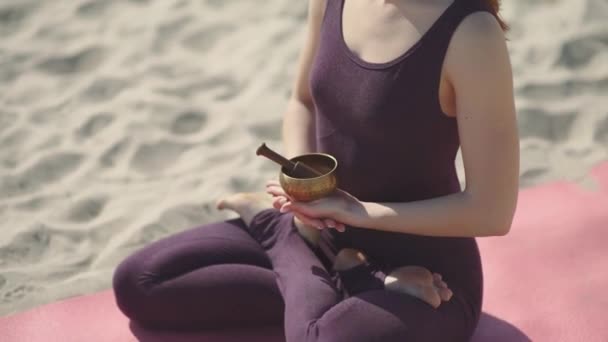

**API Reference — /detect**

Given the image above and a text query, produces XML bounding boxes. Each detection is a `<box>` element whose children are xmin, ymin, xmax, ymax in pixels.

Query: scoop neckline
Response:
<box><xmin>338</xmin><ymin>0</ymin><xmax>457</xmax><ymax>70</ymax></box>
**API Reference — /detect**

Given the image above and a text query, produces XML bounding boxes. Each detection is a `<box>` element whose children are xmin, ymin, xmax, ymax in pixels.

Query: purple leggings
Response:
<box><xmin>113</xmin><ymin>208</ymin><xmax>482</xmax><ymax>341</ymax></box>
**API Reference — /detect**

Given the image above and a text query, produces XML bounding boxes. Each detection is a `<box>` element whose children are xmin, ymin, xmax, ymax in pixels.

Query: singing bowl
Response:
<box><xmin>279</xmin><ymin>153</ymin><xmax>338</xmax><ymax>202</ymax></box>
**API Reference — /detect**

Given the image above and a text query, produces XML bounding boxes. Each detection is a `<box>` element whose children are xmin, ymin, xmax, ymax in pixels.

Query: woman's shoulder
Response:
<box><xmin>445</xmin><ymin>10</ymin><xmax>509</xmax><ymax>75</ymax></box>
<box><xmin>455</xmin><ymin>11</ymin><xmax>506</xmax><ymax>46</ymax></box>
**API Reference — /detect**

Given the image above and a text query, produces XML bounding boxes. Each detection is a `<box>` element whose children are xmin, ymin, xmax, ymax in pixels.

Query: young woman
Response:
<box><xmin>113</xmin><ymin>0</ymin><xmax>518</xmax><ymax>341</ymax></box>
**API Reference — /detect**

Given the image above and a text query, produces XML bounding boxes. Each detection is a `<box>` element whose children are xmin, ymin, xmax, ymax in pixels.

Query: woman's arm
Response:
<box><xmin>274</xmin><ymin>0</ymin><xmax>347</xmax><ymax>231</ymax></box>
<box><xmin>282</xmin><ymin>0</ymin><xmax>327</xmax><ymax>158</ymax></box>
<box><xmin>358</xmin><ymin>12</ymin><xmax>519</xmax><ymax>237</ymax></box>
<box><xmin>277</xmin><ymin>12</ymin><xmax>519</xmax><ymax>237</ymax></box>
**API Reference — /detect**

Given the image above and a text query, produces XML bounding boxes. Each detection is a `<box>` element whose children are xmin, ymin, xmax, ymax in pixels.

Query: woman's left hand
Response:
<box><xmin>265</xmin><ymin>180</ymin><xmax>367</xmax><ymax>228</ymax></box>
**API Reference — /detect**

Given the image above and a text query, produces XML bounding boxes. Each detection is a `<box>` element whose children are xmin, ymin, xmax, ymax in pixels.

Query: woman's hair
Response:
<box><xmin>462</xmin><ymin>0</ymin><xmax>509</xmax><ymax>31</ymax></box>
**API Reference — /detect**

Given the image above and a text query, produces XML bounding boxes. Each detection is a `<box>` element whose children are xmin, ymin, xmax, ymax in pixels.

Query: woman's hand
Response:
<box><xmin>265</xmin><ymin>180</ymin><xmax>367</xmax><ymax>231</ymax></box>
<box><xmin>265</xmin><ymin>180</ymin><xmax>346</xmax><ymax>232</ymax></box>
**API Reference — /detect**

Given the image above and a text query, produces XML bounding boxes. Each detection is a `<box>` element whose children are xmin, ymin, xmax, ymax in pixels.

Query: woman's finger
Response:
<box><xmin>265</xmin><ymin>185</ymin><xmax>285</xmax><ymax>195</ymax></box>
<box><xmin>324</xmin><ymin>218</ymin><xmax>346</xmax><ymax>232</ymax></box>
<box><xmin>266</xmin><ymin>179</ymin><xmax>281</xmax><ymax>187</ymax></box>
<box><xmin>323</xmin><ymin>218</ymin><xmax>336</xmax><ymax>228</ymax></box>
<box><xmin>284</xmin><ymin>204</ymin><xmax>347</xmax><ymax>231</ymax></box>
<box><xmin>280</xmin><ymin>201</ymin><xmax>298</xmax><ymax>214</ymax></box>
<box><xmin>266</xmin><ymin>185</ymin><xmax>289</xmax><ymax>198</ymax></box>
<box><xmin>272</xmin><ymin>196</ymin><xmax>289</xmax><ymax>210</ymax></box>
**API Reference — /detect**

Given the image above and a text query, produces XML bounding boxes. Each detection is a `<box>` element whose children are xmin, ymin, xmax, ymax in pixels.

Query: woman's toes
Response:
<box><xmin>216</xmin><ymin>197</ymin><xmax>228</xmax><ymax>210</ymax></box>
<box><xmin>431</xmin><ymin>277</ymin><xmax>452</xmax><ymax>301</ymax></box>
<box><xmin>434</xmin><ymin>278</ymin><xmax>448</xmax><ymax>289</ymax></box>
<box><xmin>422</xmin><ymin>287</ymin><xmax>442</xmax><ymax>309</ymax></box>
<box><xmin>272</xmin><ymin>196</ymin><xmax>286</xmax><ymax>209</ymax></box>
<box><xmin>432</xmin><ymin>273</ymin><xmax>448</xmax><ymax>288</ymax></box>
<box><xmin>385</xmin><ymin>266</ymin><xmax>449</xmax><ymax>308</ymax></box>
<box><xmin>437</xmin><ymin>287</ymin><xmax>453</xmax><ymax>301</ymax></box>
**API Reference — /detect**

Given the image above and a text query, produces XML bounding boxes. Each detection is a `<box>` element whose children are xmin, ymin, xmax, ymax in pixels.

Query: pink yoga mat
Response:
<box><xmin>1</xmin><ymin>162</ymin><xmax>607</xmax><ymax>342</ymax></box>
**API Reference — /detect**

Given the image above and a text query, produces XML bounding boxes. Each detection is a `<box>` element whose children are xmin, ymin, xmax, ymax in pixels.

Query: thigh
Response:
<box><xmin>315</xmin><ymin>289</ymin><xmax>475</xmax><ymax>342</ymax></box>
<box><xmin>130</xmin><ymin>263</ymin><xmax>284</xmax><ymax>329</ymax></box>
<box><xmin>113</xmin><ymin>218</ymin><xmax>284</xmax><ymax>328</ymax></box>
<box><xmin>120</xmin><ymin>217</ymin><xmax>273</xmax><ymax>276</ymax></box>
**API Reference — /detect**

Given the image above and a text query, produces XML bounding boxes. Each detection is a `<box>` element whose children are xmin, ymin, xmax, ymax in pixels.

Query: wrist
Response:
<box><xmin>349</xmin><ymin>201</ymin><xmax>374</xmax><ymax>228</ymax></box>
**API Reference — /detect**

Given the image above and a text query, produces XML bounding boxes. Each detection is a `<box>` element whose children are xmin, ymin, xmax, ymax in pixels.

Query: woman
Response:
<box><xmin>113</xmin><ymin>0</ymin><xmax>518</xmax><ymax>341</ymax></box>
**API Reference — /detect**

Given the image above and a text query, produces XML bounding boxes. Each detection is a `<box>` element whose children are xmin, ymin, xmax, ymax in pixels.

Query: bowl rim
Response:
<box><xmin>280</xmin><ymin>153</ymin><xmax>338</xmax><ymax>181</ymax></box>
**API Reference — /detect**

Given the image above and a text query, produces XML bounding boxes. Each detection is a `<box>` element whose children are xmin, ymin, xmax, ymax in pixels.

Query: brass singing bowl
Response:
<box><xmin>279</xmin><ymin>153</ymin><xmax>338</xmax><ymax>202</ymax></box>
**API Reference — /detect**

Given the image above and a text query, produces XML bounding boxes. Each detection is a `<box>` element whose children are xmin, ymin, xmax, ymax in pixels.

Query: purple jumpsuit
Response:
<box><xmin>113</xmin><ymin>1</ymin><xmax>487</xmax><ymax>341</ymax></box>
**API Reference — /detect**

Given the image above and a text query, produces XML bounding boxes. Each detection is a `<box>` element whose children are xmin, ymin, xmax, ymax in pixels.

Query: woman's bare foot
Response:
<box><xmin>216</xmin><ymin>192</ymin><xmax>275</xmax><ymax>227</ymax></box>
<box><xmin>331</xmin><ymin>249</ymin><xmax>452</xmax><ymax>308</ymax></box>
<box><xmin>384</xmin><ymin>266</ymin><xmax>453</xmax><ymax>309</ymax></box>
<box><xmin>216</xmin><ymin>192</ymin><xmax>321</xmax><ymax>246</ymax></box>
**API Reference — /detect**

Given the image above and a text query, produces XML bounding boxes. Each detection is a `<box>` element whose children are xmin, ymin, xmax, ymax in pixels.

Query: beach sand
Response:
<box><xmin>1</xmin><ymin>0</ymin><xmax>607</xmax><ymax>316</ymax></box>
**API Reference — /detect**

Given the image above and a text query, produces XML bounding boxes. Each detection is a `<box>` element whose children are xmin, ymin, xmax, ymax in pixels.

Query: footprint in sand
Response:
<box><xmin>63</xmin><ymin>196</ymin><xmax>107</xmax><ymax>223</ymax></box>
<box><xmin>0</xmin><ymin>128</ymin><xmax>29</xmax><ymax>151</ymax></box>
<box><xmin>76</xmin><ymin>0</ymin><xmax>112</xmax><ymax>17</ymax></box>
<box><xmin>248</xmin><ymin>121</ymin><xmax>281</xmax><ymax>141</ymax></box>
<box><xmin>2</xmin><ymin>285</ymin><xmax>36</xmax><ymax>303</ymax></box>
<box><xmin>158</xmin><ymin>16</ymin><xmax>193</xmax><ymax>39</ymax></box>
<box><xmin>557</xmin><ymin>33</ymin><xmax>607</xmax><ymax>69</ymax></box>
<box><xmin>171</xmin><ymin>110</ymin><xmax>207</xmax><ymax>135</ymax></box>
<box><xmin>14</xmin><ymin>195</ymin><xmax>52</xmax><ymax>211</ymax></box>
<box><xmin>0</xmin><ymin>153</ymin><xmax>82</xmax><ymax>197</ymax></box>
<box><xmin>181</xmin><ymin>24</ymin><xmax>234</xmax><ymax>52</ymax></box>
<box><xmin>0</xmin><ymin>153</ymin><xmax>83</xmax><ymax>197</ymax></box>
<box><xmin>200</xmin><ymin>76</ymin><xmax>241</xmax><ymax>101</ymax></box>
<box><xmin>581</xmin><ymin>0</ymin><xmax>608</xmax><ymax>23</ymax></box>
<box><xmin>128</xmin><ymin>223</ymin><xmax>172</xmax><ymax>247</ymax></box>
<box><xmin>518</xmin><ymin>108</ymin><xmax>576</xmax><ymax>142</ymax></box>
<box><xmin>0</xmin><ymin>111</ymin><xmax>18</xmax><ymax>135</ymax></box>
<box><xmin>595</xmin><ymin>115</ymin><xmax>608</xmax><ymax>146</ymax></box>
<box><xmin>0</xmin><ymin>226</ymin><xmax>50</xmax><ymax>267</ymax></box>
<box><xmin>229</xmin><ymin>175</ymin><xmax>264</xmax><ymax>193</ymax></box>
<box><xmin>158</xmin><ymin>77</ymin><xmax>239</xmax><ymax>101</ymax></box>
<box><xmin>204</xmin><ymin>0</ymin><xmax>224</xmax><ymax>9</ymax></box>
<box><xmin>129</xmin><ymin>140</ymin><xmax>188</xmax><ymax>174</ymax></box>
<box><xmin>0</xmin><ymin>55</ymin><xmax>26</xmax><ymax>83</ymax></box>
<box><xmin>520</xmin><ymin>168</ymin><xmax>549</xmax><ymax>187</ymax></box>
<box><xmin>128</xmin><ymin>0</ymin><xmax>151</xmax><ymax>4</ymax></box>
<box><xmin>99</xmin><ymin>138</ymin><xmax>131</xmax><ymax>168</ymax></box>
<box><xmin>36</xmin><ymin>46</ymin><xmax>106</xmax><ymax>75</ymax></box>
<box><xmin>76</xmin><ymin>112</ymin><xmax>114</xmax><ymax>139</ymax></box>
<box><xmin>154</xmin><ymin>15</ymin><xmax>193</xmax><ymax>51</ymax></box>
<box><xmin>518</xmin><ymin>78</ymin><xmax>608</xmax><ymax>101</ymax></box>
<box><xmin>81</xmin><ymin>77</ymin><xmax>127</xmax><ymax>102</ymax></box>
<box><xmin>563</xmin><ymin>146</ymin><xmax>594</xmax><ymax>158</ymax></box>
<box><xmin>157</xmin><ymin>204</ymin><xmax>218</xmax><ymax>232</ymax></box>
<box><xmin>0</xmin><ymin>2</ymin><xmax>37</xmax><ymax>35</ymax></box>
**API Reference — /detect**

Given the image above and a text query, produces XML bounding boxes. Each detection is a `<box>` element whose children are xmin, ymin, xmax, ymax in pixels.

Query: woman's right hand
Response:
<box><xmin>265</xmin><ymin>180</ymin><xmax>346</xmax><ymax>232</ymax></box>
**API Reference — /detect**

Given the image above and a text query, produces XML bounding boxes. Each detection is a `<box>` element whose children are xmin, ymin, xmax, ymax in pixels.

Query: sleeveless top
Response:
<box><xmin>310</xmin><ymin>0</ymin><xmax>487</xmax><ymax>203</ymax></box>
<box><xmin>308</xmin><ymin>2</ymin><xmax>490</xmax><ymax>324</ymax></box>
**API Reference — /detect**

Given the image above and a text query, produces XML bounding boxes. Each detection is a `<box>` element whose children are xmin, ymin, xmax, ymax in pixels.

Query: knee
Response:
<box><xmin>333</xmin><ymin>248</ymin><xmax>367</xmax><ymax>271</ymax></box>
<box><xmin>297</xmin><ymin>295</ymin><xmax>409</xmax><ymax>342</ymax></box>
<box><xmin>112</xmin><ymin>255</ymin><xmax>154</xmax><ymax>320</ymax></box>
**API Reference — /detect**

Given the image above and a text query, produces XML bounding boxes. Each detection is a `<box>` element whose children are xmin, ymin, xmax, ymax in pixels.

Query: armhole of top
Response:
<box><xmin>319</xmin><ymin>0</ymin><xmax>332</xmax><ymax>27</ymax></box>
<box><xmin>432</xmin><ymin>8</ymin><xmax>494</xmax><ymax>121</ymax></box>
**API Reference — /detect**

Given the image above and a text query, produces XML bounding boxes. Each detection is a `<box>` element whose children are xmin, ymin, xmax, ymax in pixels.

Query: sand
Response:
<box><xmin>0</xmin><ymin>0</ymin><xmax>607</xmax><ymax>316</ymax></box>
